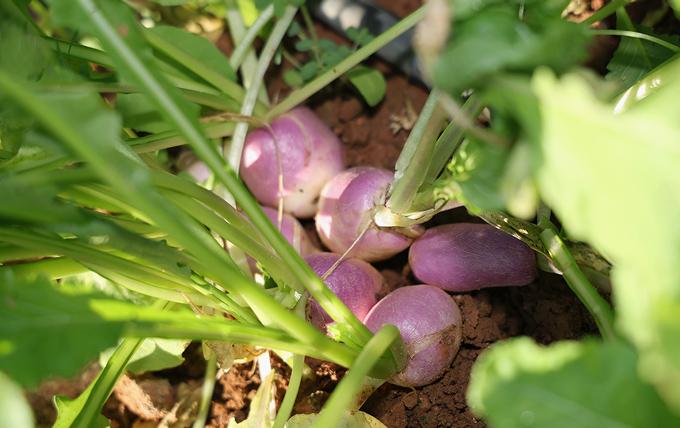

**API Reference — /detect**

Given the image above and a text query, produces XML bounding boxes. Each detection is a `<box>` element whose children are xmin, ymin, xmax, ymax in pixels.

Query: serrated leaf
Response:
<box><xmin>468</xmin><ymin>337</ymin><xmax>680</xmax><ymax>428</ymax></box>
<box><xmin>148</xmin><ymin>25</ymin><xmax>237</xmax><ymax>83</ymax></box>
<box><xmin>0</xmin><ymin>272</ymin><xmax>126</xmax><ymax>386</ymax></box>
<box><xmin>531</xmin><ymin>68</ymin><xmax>680</xmax><ymax>411</ymax></box>
<box><xmin>605</xmin><ymin>23</ymin><xmax>680</xmax><ymax>93</ymax></box>
<box><xmin>0</xmin><ymin>371</ymin><xmax>35</xmax><ymax>428</ymax></box>
<box><xmin>99</xmin><ymin>338</ymin><xmax>189</xmax><ymax>374</ymax></box>
<box><xmin>346</xmin><ymin>66</ymin><xmax>386</xmax><ymax>107</ymax></box>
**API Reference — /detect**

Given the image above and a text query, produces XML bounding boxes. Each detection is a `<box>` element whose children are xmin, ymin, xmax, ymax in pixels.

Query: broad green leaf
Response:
<box><xmin>346</xmin><ymin>66</ymin><xmax>386</xmax><ymax>107</ymax></box>
<box><xmin>439</xmin><ymin>137</ymin><xmax>509</xmax><ymax>214</ymax></box>
<box><xmin>99</xmin><ymin>338</ymin><xmax>189</xmax><ymax>374</ymax></box>
<box><xmin>434</xmin><ymin>1</ymin><xmax>589</xmax><ymax>97</ymax></box>
<box><xmin>467</xmin><ymin>337</ymin><xmax>680</xmax><ymax>428</ymax></box>
<box><xmin>531</xmin><ymin>69</ymin><xmax>680</xmax><ymax>411</ymax></box>
<box><xmin>0</xmin><ymin>371</ymin><xmax>35</xmax><ymax>428</ymax></box>
<box><xmin>115</xmin><ymin>93</ymin><xmax>175</xmax><ymax>134</ymax></box>
<box><xmin>0</xmin><ymin>273</ymin><xmax>125</xmax><ymax>386</ymax></box>
<box><xmin>148</xmin><ymin>26</ymin><xmax>237</xmax><ymax>83</ymax></box>
<box><xmin>54</xmin><ymin>383</ymin><xmax>110</xmax><ymax>428</ymax></box>
<box><xmin>285</xmin><ymin>410</ymin><xmax>388</xmax><ymax>428</ymax></box>
<box><xmin>605</xmin><ymin>24</ymin><xmax>680</xmax><ymax>94</ymax></box>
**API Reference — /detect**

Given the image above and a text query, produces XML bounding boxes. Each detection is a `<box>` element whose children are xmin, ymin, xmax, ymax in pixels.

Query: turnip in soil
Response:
<box><xmin>409</xmin><ymin>223</ymin><xmax>537</xmax><ymax>292</ymax></box>
<box><xmin>304</xmin><ymin>252</ymin><xmax>383</xmax><ymax>333</ymax></box>
<box><xmin>363</xmin><ymin>285</ymin><xmax>462</xmax><ymax>387</ymax></box>
<box><xmin>315</xmin><ymin>166</ymin><xmax>423</xmax><ymax>262</ymax></box>
<box><xmin>240</xmin><ymin>107</ymin><xmax>345</xmax><ymax>218</ymax></box>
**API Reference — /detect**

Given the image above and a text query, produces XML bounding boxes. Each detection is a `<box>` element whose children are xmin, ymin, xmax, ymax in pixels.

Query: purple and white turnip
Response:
<box><xmin>304</xmin><ymin>252</ymin><xmax>383</xmax><ymax>333</ymax></box>
<box><xmin>315</xmin><ymin>166</ymin><xmax>423</xmax><ymax>262</ymax></box>
<box><xmin>409</xmin><ymin>223</ymin><xmax>537</xmax><ymax>292</ymax></box>
<box><xmin>240</xmin><ymin>107</ymin><xmax>345</xmax><ymax>218</ymax></box>
<box><xmin>363</xmin><ymin>285</ymin><xmax>462</xmax><ymax>387</ymax></box>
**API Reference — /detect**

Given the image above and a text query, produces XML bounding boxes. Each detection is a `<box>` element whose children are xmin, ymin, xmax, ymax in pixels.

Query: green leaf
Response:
<box><xmin>318</xmin><ymin>39</ymin><xmax>337</xmax><ymax>52</ymax></box>
<box><xmin>116</xmin><ymin>93</ymin><xmax>179</xmax><ymax>134</ymax></box>
<box><xmin>228</xmin><ymin>371</ymin><xmax>276</xmax><ymax>427</ymax></box>
<box><xmin>99</xmin><ymin>338</ymin><xmax>189</xmax><ymax>374</ymax></box>
<box><xmin>146</xmin><ymin>0</ymin><xmax>193</xmax><ymax>5</ymax></box>
<box><xmin>283</xmin><ymin>69</ymin><xmax>304</xmax><ymax>87</ymax></box>
<box><xmin>531</xmin><ymin>68</ymin><xmax>680</xmax><ymax>411</ymax></box>
<box><xmin>295</xmin><ymin>39</ymin><xmax>314</xmax><ymax>52</ymax></box>
<box><xmin>299</xmin><ymin>61</ymin><xmax>319</xmax><ymax>81</ymax></box>
<box><xmin>0</xmin><ymin>371</ymin><xmax>36</xmax><ymax>428</ymax></box>
<box><xmin>434</xmin><ymin>1</ymin><xmax>589</xmax><ymax>96</ymax></box>
<box><xmin>148</xmin><ymin>25</ymin><xmax>237</xmax><ymax>83</ymax></box>
<box><xmin>467</xmin><ymin>337</ymin><xmax>680</xmax><ymax>428</ymax></box>
<box><xmin>346</xmin><ymin>66</ymin><xmax>386</xmax><ymax>107</ymax></box>
<box><xmin>0</xmin><ymin>272</ymin><xmax>126</xmax><ymax>386</ymax></box>
<box><xmin>440</xmin><ymin>137</ymin><xmax>509</xmax><ymax>213</ymax></box>
<box><xmin>606</xmin><ymin>24</ymin><xmax>680</xmax><ymax>93</ymax></box>
<box><xmin>54</xmin><ymin>383</ymin><xmax>110</xmax><ymax>428</ymax></box>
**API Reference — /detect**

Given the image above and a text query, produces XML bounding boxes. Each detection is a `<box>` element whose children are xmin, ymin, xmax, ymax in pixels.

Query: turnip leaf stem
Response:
<box><xmin>227</xmin><ymin>5</ymin><xmax>298</xmax><ymax>174</ymax></box>
<box><xmin>589</xmin><ymin>30</ymin><xmax>680</xmax><ymax>53</ymax></box>
<box><xmin>540</xmin><ymin>229</ymin><xmax>617</xmax><ymax>341</ymax></box>
<box><xmin>265</xmin><ymin>5</ymin><xmax>426</xmax><ymax>120</ymax></box>
<box><xmin>272</xmin><ymin>353</ymin><xmax>305</xmax><ymax>428</ymax></box>
<box><xmin>229</xmin><ymin>3</ymin><xmax>275</xmax><ymax>71</ymax></box>
<box><xmin>70</xmin><ymin>299</ymin><xmax>170</xmax><ymax>428</ymax></box>
<box><xmin>580</xmin><ymin>0</ymin><xmax>629</xmax><ymax>27</ymax></box>
<box><xmin>310</xmin><ymin>324</ymin><xmax>402</xmax><ymax>428</ymax></box>
<box><xmin>388</xmin><ymin>89</ymin><xmax>444</xmax><ymax>213</ymax></box>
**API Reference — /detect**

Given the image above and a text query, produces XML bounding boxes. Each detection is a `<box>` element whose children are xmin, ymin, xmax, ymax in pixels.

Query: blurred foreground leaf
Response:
<box><xmin>467</xmin><ymin>337</ymin><xmax>680</xmax><ymax>428</ymax></box>
<box><xmin>531</xmin><ymin>67</ymin><xmax>680</xmax><ymax>411</ymax></box>
<box><xmin>0</xmin><ymin>371</ymin><xmax>35</xmax><ymax>428</ymax></box>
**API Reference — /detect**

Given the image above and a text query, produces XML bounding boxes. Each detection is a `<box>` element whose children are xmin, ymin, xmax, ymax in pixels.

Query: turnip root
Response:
<box><xmin>260</xmin><ymin>206</ymin><xmax>319</xmax><ymax>257</ymax></box>
<box><xmin>315</xmin><ymin>166</ymin><xmax>423</xmax><ymax>262</ymax></box>
<box><xmin>304</xmin><ymin>252</ymin><xmax>383</xmax><ymax>333</ymax></box>
<box><xmin>409</xmin><ymin>223</ymin><xmax>537</xmax><ymax>292</ymax></box>
<box><xmin>363</xmin><ymin>285</ymin><xmax>462</xmax><ymax>387</ymax></box>
<box><xmin>240</xmin><ymin>107</ymin><xmax>345</xmax><ymax>218</ymax></box>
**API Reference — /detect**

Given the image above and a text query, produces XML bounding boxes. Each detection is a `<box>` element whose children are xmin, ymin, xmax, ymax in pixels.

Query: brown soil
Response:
<box><xmin>27</xmin><ymin>0</ymin><xmax>666</xmax><ymax>427</ymax></box>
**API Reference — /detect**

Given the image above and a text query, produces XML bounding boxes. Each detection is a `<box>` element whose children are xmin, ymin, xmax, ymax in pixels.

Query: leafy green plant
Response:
<box><xmin>3</xmin><ymin>0</ymin><xmax>680</xmax><ymax>427</ymax></box>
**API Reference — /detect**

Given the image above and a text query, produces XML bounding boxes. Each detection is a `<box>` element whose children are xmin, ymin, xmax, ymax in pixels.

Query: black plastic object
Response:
<box><xmin>308</xmin><ymin>0</ymin><xmax>426</xmax><ymax>85</ymax></box>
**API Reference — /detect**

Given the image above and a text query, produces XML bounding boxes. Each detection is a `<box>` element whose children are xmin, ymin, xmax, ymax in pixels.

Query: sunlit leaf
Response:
<box><xmin>347</xmin><ymin>66</ymin><xmax>386</xmax><ymax>107</ymax></box>
<box><xmin>468</xmin><ymin>337</ymin><xmax>680</xmax><ymax>428</ymax></box>
<box><xmin>531</xmin><ymin>68</ymin><xmax>680</xmax><ymax>411</ymax></box>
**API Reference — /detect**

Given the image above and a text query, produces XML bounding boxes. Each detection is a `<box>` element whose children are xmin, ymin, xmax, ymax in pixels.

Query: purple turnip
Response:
<box><xmin>304</xmin><ymin>252</ymin><xmax>383</xmax><ymax>333</ymax></box>
<box><xmin>260</xmin><ymin>206</ymin><xmax>319</xmax><ymax>257</ymax></box>
<box><xmin>363</xmin><ymin>285</ymin><xmax>462</xmax><ymax>387</ymax></box>
<box><xmin>240</xmin><ymin>107</ymin><xmax>345</xmax><ymax>218</ymax></box>
<box><xmin>315</xmin><ymin>166</ymin><xmax>423</xmax><ymax>262</ymax></box>
<box><xmin>409</xmin><ymin>223</ymin><xmax>537</xmax><ymax>292</ymax></box>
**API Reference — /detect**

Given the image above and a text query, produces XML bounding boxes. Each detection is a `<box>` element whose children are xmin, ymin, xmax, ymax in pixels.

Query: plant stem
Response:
<box><xmin>539</xmin><ymin>229</ymin><xmax>617</xmax><ymax>341</ymax></box>
<box><xmin>192</xmin><ymin>353</ymin><xmax>218</xmax><ymax>428</ymax></box>
<box><xmin>580</xmin><ymin>0</ymin><xmax>629</xmax><ymax>27</ymax></box>
<box><xmin>272</xmin><ymin>353</ymin><xmax>304</xmax><ymax>428</ymax></box>
<box><xmin>72</xmin><ymin>299</ymin><xmax>170</xmax><ymax>428</ymax></box>
<box><xmin>229</xmin><ymin>4</ymin><xmax>275</xmax><ymax>70</ymax></box>
<box><xmin>387</xmin><ymin>89</ymin><xmax>444</xmax><ymax>213</ymax></box>
<box><xmin>265</xmin><ymin>5</ymin><xmax>426</xmax><ymax>120</ymax></box>
<box><xmin>227</xmin><ymin>5</ymin><xmax>299</xmax><ymax>174</ymax></box>
<box><xmin>310</xmin><ymin>324</ymin><xmax>402</xmax><ymax>428</ymax></box>
<box><xmin>589</xmin><ymin>29</ymin><xmax>680</xmax><ymax>52</ymax></box>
